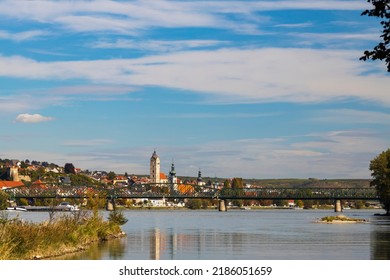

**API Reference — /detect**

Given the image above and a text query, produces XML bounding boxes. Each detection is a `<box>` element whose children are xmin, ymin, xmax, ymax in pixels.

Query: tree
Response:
<box><xmin>107</xmin><ymin>171</ymin><xmax>116</xmax><ymax>180</ymax></box>
<box><xmin>369</xmin><ymin>148</ymin><xmax>390</xmax><ymax>215</ymax></box>
<box><xmin>360</xmin><ymin>0</ymin><xmax>390</xmax><ymax>72</ymax></box>
<box><xmin>64</xmin><ymin>163</ymin><xmax>76</xmax><ymax>174</ymax></box>
<box><xmin>187</xmin><ymin>199</ymin><xmax>202</xmax><ymax>209</ymax></box>
<box><xmin>0</xmin><ymin>191</ymin><xmax>9</xmax><ymax>210</ymax></box>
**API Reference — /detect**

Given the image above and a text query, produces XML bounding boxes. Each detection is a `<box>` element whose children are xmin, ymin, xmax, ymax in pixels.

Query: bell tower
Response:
<box><xmin>150</xmin><ymin>150</ymin><xmax>160</xmax><ymax>184</ymax></box>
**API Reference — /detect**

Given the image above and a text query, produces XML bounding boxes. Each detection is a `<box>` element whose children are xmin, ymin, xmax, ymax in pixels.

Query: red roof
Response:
<box><xmin>0</xmin><ymin>181</ymin><xmax>25</xmax><ymax>189</ymax></box>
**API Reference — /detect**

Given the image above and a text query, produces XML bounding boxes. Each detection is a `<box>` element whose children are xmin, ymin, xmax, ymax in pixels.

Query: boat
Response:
<box><xmin>56</xmin><ymin>202</ymin><xmax>79</xmax><ymax>211</ymax></box>
<box><xmin>6</xmin><ymin>206</ymin><xmax>27</xmax><ymax>212</ymax></box>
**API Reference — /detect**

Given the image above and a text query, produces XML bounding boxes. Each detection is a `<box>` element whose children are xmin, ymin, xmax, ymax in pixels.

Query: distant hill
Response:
<box><xmin>244</xmin><ymin>178</ymin><xmax>371</xmax><ymax>188</ymax></box>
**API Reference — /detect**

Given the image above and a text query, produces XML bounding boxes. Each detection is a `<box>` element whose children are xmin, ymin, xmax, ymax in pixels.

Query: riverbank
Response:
<box><xmin>0</xmin><ymin>210</ymin><xmax>125</xmax><ymax>260</ymax></box>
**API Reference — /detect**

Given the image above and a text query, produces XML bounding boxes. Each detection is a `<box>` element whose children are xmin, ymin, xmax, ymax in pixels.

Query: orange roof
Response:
<box><xmin>32</xmin><ymin>179</ymin><xmax>46</xmax><ymax>189</ymax></box>
<box><xmin>160</xmin><ymin>172</ymin><xmax>167</xmax><ymax>179</ymax></box>
<box><xmin>0</xmin><ymin>181</ymin><xmax>25</xmax><ymax>189</ymax></box>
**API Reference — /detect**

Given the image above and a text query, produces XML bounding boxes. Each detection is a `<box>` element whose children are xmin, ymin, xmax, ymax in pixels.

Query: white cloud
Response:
<box><xmin>0</xmin><ymin>30</ymin><xmax>48</xmax><ymax>42</ymax></box>
<box><xmin>1</xmin><ymin>48</ymin><xmax>389</xmax><ymax>106</ymax></box>
<box><xmin>15</xmin><ymin>113</ymin><xmax>54</xmax><ymax>123</ymax></box>
<box><xmin>62</xmin><ymin>139</ymin><xmax>115</xmax><ymax>147</ymax></box>
<box><xmin>0</xmin><ymin>1</ymin><xmax>368</xmax><ymax>36</ymax></box>
<box><xmin>92</xmin><ymin>39</ymin><xmax>228</xmax><ymax>52</ymax></box>
<box><xmin>314</xmin><ymin>109</ymin><xmax>390</xmax><ymax>124</ymax></box>
<box><xmin>1</xmin><ymin>128</ymin><xmax>386</xmax><ymax>178</ymax></box>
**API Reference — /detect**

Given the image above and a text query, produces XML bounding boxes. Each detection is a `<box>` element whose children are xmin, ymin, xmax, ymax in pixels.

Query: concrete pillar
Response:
<box><xmin>334</xmin><ymin>199</ymin><xmax>342</xmax><ymax>212</ymax></box>
<box><xmin>218</xmin><ymin>200</ymin><xmax>227</xmax><ymax>212</ymax></box>
<box><xmin>106</xmin><ymin>199</ymin><xmax>115</xmax><ymax>211</ymax></box>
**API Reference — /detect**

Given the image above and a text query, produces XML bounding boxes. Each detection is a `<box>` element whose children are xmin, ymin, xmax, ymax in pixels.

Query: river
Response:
<box><xmin>4</xmin><ymin>208</ymin><xmax>390</xmax><ymax>260</ymax></box>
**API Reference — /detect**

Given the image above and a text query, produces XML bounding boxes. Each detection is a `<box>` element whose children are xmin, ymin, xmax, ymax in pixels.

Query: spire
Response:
<box><xmin>151</xmin><ymin>149</ymin><xmax>159</xmax><ymax>159</ymax></box>
<box><xmin>197</xmin><ymin>169</ymin><xmax>202</xmax><ymax>182</ymax></box>
<box><xmin>169</xmin><ymin>160</ymin><xmax>176</xmax><ymax>176</ymax></box>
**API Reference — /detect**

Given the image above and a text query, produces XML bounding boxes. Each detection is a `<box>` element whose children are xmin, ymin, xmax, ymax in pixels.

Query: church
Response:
<box><xmin>149</xmin><ymin>150</ymin><xmax>203</xmax><ymax>188</ymax></box>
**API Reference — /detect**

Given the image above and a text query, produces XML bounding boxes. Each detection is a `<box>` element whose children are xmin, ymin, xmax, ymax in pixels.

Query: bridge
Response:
<box><xmin>4</xmin><ymin>183</ymin><xmax>379</xmax><ymax>212</ymax></box>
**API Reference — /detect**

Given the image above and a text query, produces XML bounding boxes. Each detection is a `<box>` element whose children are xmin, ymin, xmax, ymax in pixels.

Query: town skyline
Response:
<box><xmin>0</xmin><ymin>1</ymin><xmax>389</xmax><ymax>179</ymax></box>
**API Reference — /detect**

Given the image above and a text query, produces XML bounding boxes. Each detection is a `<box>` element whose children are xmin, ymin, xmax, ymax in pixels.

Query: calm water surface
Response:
<box><xmin>6</xmin><ymin>209</ymin><xmax>390</xmax><ymax>260</ymax></box>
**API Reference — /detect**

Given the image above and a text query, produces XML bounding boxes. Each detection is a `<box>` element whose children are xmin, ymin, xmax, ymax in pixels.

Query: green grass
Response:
<box><xmin>0</xmin><ymin>211</ymin><xmax>124</xmax><ymax>260</ymax></box>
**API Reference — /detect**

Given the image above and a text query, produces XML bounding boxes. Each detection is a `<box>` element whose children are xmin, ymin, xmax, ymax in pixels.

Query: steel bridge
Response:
<box><xmin>4</xmin><ymin>182</ymin><xmax>379</xmax><ymax>201</ymax></box>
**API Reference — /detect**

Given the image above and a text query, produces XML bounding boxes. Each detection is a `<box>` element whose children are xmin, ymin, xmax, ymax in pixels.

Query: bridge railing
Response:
<box><xmin>3</xmin><ymin>182</ymin><xmax>379</xmax><ymax>200</ymax></box>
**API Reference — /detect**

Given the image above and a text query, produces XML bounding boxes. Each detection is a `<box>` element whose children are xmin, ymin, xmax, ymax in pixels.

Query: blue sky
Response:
<box><xmin>0</xmin><ymin>0</ymin><xmax>389</xmax><ymax>179</ymax></box>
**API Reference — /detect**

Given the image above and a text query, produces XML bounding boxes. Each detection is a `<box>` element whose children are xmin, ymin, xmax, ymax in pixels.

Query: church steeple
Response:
<box><xmin>197</xmin><ymin>169</ymin><xmax>202</xmax><ymax>183</ymax></box>
<box><xmin>150</xmin><ymin>150</ymin><xmax>160</xmax><ymax>183</ymax></box>
<box><xmin>168</xmin><ymin>160</ymin><xmax>178</xmax><ymax>190</ymax></box>
<box><xmin>169</xmin><ymin>160</ymin><xmax>176</xmax><ymax>178</ymax></box>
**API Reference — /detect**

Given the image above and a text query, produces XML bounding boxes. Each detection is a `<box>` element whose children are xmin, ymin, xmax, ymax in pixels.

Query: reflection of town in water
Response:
<box><xmin>53</xmin><ymin>210</ymin><xmax>390</xmax><ymax>260</ymax></box>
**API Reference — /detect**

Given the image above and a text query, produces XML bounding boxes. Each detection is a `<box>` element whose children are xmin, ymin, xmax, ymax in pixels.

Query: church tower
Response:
<box><xmin>197</xmin><ymin>169</ymin><xmax>205</xmax><ymax>186</ymax></box>
<box><xmin>150</xmin><ymin>150</ymin><xmax>160</xmax><ymax>184</ymax></box>
<box><xmin>169</xmin><ymin>161</ymin><xmax>178</xmax><ymax>191</ymax></box>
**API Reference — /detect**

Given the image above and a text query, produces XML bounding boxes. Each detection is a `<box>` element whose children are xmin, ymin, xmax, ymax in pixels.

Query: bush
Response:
<box><xmin>187</xmin><ymin>199</ymin><xmax>202</xmax><ymax>209</ymax></box>
<box><xmin>108</xmin><ymin>210</ymin><xmax>128</xmax><ymax>225</ymax></box>
<box><xmin>0</xmin><ymin>191</ymin><xmax>9</xmax><ymax>210</ymax></box>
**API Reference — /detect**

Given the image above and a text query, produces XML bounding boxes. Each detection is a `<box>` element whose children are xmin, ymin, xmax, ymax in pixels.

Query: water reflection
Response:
<box><xmin>371</xmin><ymin>217</ymin><xmax>390</xmax><ymax>260</ymax></box>
<box><xmin>26</xmin><ymin>210</ymin><xmax>390</xmax><ymax>260</ymax></box>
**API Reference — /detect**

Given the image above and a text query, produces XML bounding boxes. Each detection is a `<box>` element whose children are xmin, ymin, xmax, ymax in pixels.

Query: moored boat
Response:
<box><xmin>6</xmin><ymin>206</ymin><xmax>27</xmax><ymax>212</ymax></box>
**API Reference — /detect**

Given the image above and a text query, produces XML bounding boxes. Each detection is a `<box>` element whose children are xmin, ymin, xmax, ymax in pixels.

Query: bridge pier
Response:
<box><xmin>106</xmin><ymin>199</ymin><xmax>116</xmax><ymax>211</ymax></box>
<box><xmin>334</xmin><ymin>199</ymin><xmax>342</xmax><ymax>212</ymax></box>
<box><xmin>218</xmin><ymin>200</ymin><xmax>227</xmax><ymax>212</ymax></box>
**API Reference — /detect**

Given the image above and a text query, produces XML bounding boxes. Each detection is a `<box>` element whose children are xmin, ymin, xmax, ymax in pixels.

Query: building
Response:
<box><xmin>197</xmin><ymin>169</ymin><xmax>205</xmax><ymax>186</ymax></box>
<box><xmin>150</xmin><ymin>150</ymin><xmax>161</xmax><ymax>184</ymax></box>
<box><xmin>169</xmin><ymin>161</ymin><xmax>178</xmax><ymax>190</ymax></box>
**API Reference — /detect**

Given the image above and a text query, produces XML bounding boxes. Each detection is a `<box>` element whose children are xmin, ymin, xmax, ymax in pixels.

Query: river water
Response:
<box><xmin>4</xmin><ymin>209</ymin><xmax>390</xmax><ymax>260</ymax></box>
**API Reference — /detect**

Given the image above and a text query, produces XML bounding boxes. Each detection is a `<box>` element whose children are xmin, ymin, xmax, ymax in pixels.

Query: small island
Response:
<box><xmin>316</xmin><ymin>215</ymin><xmax>368</xmax><ymax>224</ymax></box>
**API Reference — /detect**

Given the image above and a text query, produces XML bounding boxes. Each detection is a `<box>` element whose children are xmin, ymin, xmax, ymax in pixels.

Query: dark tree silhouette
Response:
<box><xmin>360</xmin><ymin>0</ymin><xmax>390</xmax><ymax>72</ymax></box>
<box><xmin>64</xmin><ymin>163</ymin><xmax>76</xmax><ymax>174</ymax></box>
<box><xmin>369</xmin><ymin>148</ymin><xmax>390</xmax><ymax>215</ymax></box>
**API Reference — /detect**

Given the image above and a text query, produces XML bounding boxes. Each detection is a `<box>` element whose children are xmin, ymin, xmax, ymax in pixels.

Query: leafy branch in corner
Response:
<box><xmin>360</xmin><ymin>0</ymin><xmax>390</xmax><ymax>72</ymax></box>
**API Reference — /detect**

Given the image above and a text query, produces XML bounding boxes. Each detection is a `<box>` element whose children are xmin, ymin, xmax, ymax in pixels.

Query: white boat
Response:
<box><xmin>56</xmin><ymin>202</ymin><xmax>79</xmax><ymax>211</ymax></box>
<box><xmin>6</xmin><ymin>206</ymin><xmax>27</xmax><ymax>212</ymax></box>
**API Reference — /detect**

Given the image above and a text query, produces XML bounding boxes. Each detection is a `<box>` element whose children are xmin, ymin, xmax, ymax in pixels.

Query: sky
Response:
<box><xmin>0</xmin><ymin>0</ymin><xmax>389</xmax><ymax>179</ymax></box>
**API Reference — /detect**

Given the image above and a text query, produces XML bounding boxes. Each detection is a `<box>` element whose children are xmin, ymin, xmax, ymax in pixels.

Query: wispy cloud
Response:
<box><xmin>15</xmin><ymin>113</ymin><xmax>54</xmax><ymax>123</ymax></box>
<box><xmin>0</xmin><ymin>0</ymin><xmax>368</xmax><ymax>36</ymax></box>
<box><xmin>274</xmin><ymin>22</ymin><xmax>313</xmax><ymax>28</ymax></box>
<box><xmin>0</xmin><ymin>30</ymin><xmax>48</xmax><ymax>42</ymax></box>
<box><xmin>1</xmin><ymin>48</ymin><xmax>389</xmax><ymax>106</ymax></box>
<box><xmin>62</xmin><ymin>139</ymin><xmax>115</xmax><ymax>147</ymax></box>
<box><xmin>91</xmin><ymin>39</ymin><xmax>228</xmax><ymax>52</ymax></box>
<box><xmin>314</xmin><ymin>109</ymin><xmax>390</xmax><ymax>124</ymax></box>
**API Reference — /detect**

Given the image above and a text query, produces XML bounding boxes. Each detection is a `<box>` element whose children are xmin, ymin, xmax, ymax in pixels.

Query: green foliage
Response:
<box><xmin>369</xmin><ymin>148</ymin><xmax>390</xmax><ymax>214</ymax></box>
<box><xmin>187</xmin><ymin>199</ymin><xmax>202</xmax><ymax>209</ymax></box>
<box><xmin>231</xmin><ymin>178</ymin><xmax>243</xmax><ymax>189</ymax></box>
<box><xmin>107</xmin><ymin>171</ymin><xmax>116</xmax><ymax>180</ymax></box>
<box><xmin>320</xmin><ymin>215</ymin><xmax>366</xmax><ymax>223</ymax></box>
<box><xmin>108</xmin><ymin>210</ymin><xmax>128</xmax><ymax>225</ymax></box>
<box><xmin>354</xmin><ymin>200</ymin><xmax>365</xmax><ymax>209</ymax></box>
<box><xmin>303</xmin><ymin>200</ymin><xmax>314</xmax><ymax>209</ymax></box>
<box><xmin>296</xmin><ymin>200</ymin><xmax>304</xmax><ymax>208</ymax></box>
<box><xmin>0</xmin><ymin>212</ymin><xmax>123</xmax><ymax>259</ymax></box>
<box><xmin>0</xmin><ymin>191</ymin><xmax>9</xmax><ymax>210</ymax></box>
<box><xmin>360</xmin><ymin>0</ymin><xmax>390</xmax><ymax>72</ymax></box>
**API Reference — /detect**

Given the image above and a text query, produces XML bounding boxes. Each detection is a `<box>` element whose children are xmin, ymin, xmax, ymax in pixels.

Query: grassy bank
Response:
<box><xmin>0</xmin><ymin>211</ymin><xmax>125</xmax><ymax>260</ymax></box>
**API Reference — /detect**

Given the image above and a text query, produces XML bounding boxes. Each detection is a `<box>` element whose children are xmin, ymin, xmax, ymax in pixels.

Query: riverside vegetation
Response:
<box><xmin>318</xmin><ymin>215</ymin><xmax>368</xmax><ymax>224</ymax></box>
<box><xmin>0</xmin><ymin>209</ymin><xmax>126</xmax><ymax>260</ymax></box>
